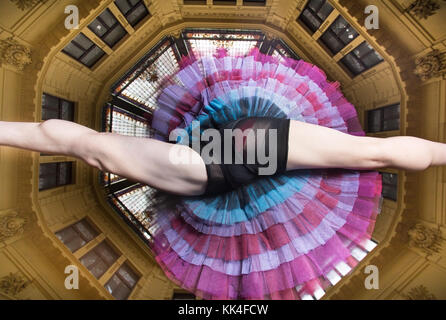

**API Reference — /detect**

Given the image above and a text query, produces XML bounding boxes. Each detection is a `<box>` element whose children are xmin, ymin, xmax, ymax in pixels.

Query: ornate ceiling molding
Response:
<box><xmin>0</xmin><ymin>37</ymin><xmax>32</xmax><ymax>71</ymax></box>
<box><xmin>407</xmin><ymin>0</ymin><xmax>445</xmax><ymax>20</ymax></box>
<box><xmin>402</xmin><ymin>285</ymin><xmax>437</xmax><ymax>300</ymax></box>
<box><xmin>414</xmin><ymin>49</ymin><xmax>446</xmax><ymax>81</ymax></box>
<box><xmin>0</xmin><ymin>209</ymin><xmax>27</xmax><ymax>242</ymax></box>
<box><xmin>408</xmin><ymin>223</ymin><xmax>444</xmax><ymax>255</ymax></box>
<box><xmin>0</xmin><ymin>272</ymin><xmax>30</xmax><ymax>297</ymax></box>
<box><xmin>9</xmin><ymin>0</ymin><xmax>46</xmax><ymax>11</ymax></box>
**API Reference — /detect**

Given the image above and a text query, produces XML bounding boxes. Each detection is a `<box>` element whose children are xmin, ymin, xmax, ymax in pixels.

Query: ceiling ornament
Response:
<box><xmin>0</xmin><ymin>272</ymin><xmax>30</xmax><ymax>296</ymax></box>
<box><xmin>407</xmin><ymin>0</ymin><xmax>445</xmax><ymax>19</ymax></box>
<box><xmin>407</xmin><ymin>223</ymin><xmax>443</xmax><ymax>254</ymax></box>
<box><xmin>143</xmin><ymin>64</ymin><xmax>159</xmax><ymax>83</ymax></box>
<box><xmin>9</xmin><ymin>0</ymin><xmax>46</xmax><ymax>11</ymax></box>
<box><xmin>0</xmin><ymin>37</ymin><xmax>32</xmax><ymax>71</ymax></box>
<box><xmin>414</xmin><ymin>49</ymin><xmax>446</xmax><ymax>81</ymax></box>
<box><xmin>403</xmin><ymin>285</ymin><xmax>437</xmax><ymax>300</ymax></box>
<box><xmin>0</xmin><ymin>209</ymin><xmax>27</xmax><ymax>242</ymax></box>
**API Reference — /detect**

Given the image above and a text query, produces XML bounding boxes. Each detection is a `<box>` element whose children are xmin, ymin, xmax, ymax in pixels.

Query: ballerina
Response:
<box><xmin>1</xmin><ymin>114</ymin><xmax>444</xmax><ymax>195</ymax></box>
<box><xmin>1</xmin><ymin>50</ymin><xmax>445</xmax><ymax>300</ymax></box>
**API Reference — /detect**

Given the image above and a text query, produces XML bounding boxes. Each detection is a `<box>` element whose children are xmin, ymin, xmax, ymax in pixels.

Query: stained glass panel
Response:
<box><xmin>114</xmin><ymin>41</ymin><xmax>179</xmax><ymax>110</ymax></box>
<box><xmin>112</xmin><ymin>185</ymin><xmax>157</xmax><ymax>236</ymax></box>
<box><xmin>184</xmin><ymin>31</ymin><xmax>263</xmax><ymax>59</ymax></box>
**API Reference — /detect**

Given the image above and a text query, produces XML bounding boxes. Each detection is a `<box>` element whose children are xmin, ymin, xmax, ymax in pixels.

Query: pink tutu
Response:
<box><xmin>146</xmin><ymin>48</ymin><xmax>383</xmax><ymax>299</ymax></box>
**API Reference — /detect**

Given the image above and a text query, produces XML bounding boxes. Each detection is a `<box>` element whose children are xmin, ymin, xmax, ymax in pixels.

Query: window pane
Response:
<box><xmin>65</xmin><ymin>237</ymin><xmax>87</xmax><ymax>253</ymax></box>
<box><xmin>56</xmin><ymin>227</ymin><xmax>77</xmax><ymax>243</ymax></box>
<box><xmin>105</xmin><ymin>274</ymin><xmax>122</xmax><ymax>294</ymax></box>
<box><xmin>62</xmin><ymin>33</ymin><xmax>105</xmax><ymax>68</ymax></box>
<box><xmin>89</xmin><ymin>19</ymin><xmax>107</xmax><ymax>37</ymax></box>
<box><xmin>114</xmin><ymin>0</ymin><xmax>149</xmax><ymax>27</ymax></box>
<box><xmin>126</xmin><ymin>3</ymin><xmax>149</xmax><ymax>27</ymax></box>
<box><xmin>340</xmin><ymin>53</ymin><xmax>365</xmax><ymax>75</ymax></box>
<box><xmin>383</xmin><ymin>118</ymin><xmax>400</xmax><ymax>131</ymax></box>
<box><xmin>367</xmin><ymin>104</ymin><xmax>400</xmax><ymax>133</ymax></box>
<box><xmin>41</xmin><ymin>105</ymin><xmax>59</xmax><ymax>119</ymax></box>
<box><xmin>320</xmin><ymin>16</ymin><xmax>358</xmax><ymax>55</ymax></box>
<box><xmin>105</xmin><ymin>263</ymin><xmax>139</xmax><ymax>300</ymax></box>
<box><xmin>75</xmin><ymin>219</ymin><xmax>99</xmax><ymax>242</ymax></box>
<box><xmin>332</xmin><ymin>16</ymin><xmax>358</xmax><ymax>44</ymax></box>
<box><xmin>42</xmin><ymin>93</ymin><xmax>58</xmax><ymax>109</ymax></box>
<box><xmin>55</xmin><ymin>219</ymin><xmax>98</xmax><ymax>252</ymax></box>
<box><xmin>58</xmin><ymin>162</ymin><xmax>73</xmax><ymax>185</ymax></box>
<box><xmin>319</xmin><ymin>31</ymin><xmax>344</xmax><ymax>54</ymax></box>
<box><xmin>382</xmin><ymin>172</ymin><xmax>397</xmax><ymax>185</ymax></box>
<box><xmin>80</xmin><ymin>250</ymin><xmax>100</xmax><ymax>269</ymax></box>
<box><xmin>381</xmin><ymin>172</ymin><xmax>398</xmax><ymax>201</ymax></box>
<box><xmin>362</xmin><ymin>50</ymin><xmax>383</xmax><ymax>68</ymax></box>
<box><xmin>367</xmin><ymin>109</ymin><xmax>382</xmax><ymax>133</ymax></box>
<box><xmin>89</xmin><ymin>9</ymin><xmax>128</xmax><ymax>48</ymax></box>
<box><xmin>114</xmin><ymin>0</ymin><xmax>131</xmax><ymax>14</ymax></box>
<box><xmin>317</xmin><ymin>2</ymin><xmax>334</xmax><ymax>20</ymax></box>
<box><xmin>117</xmin><ymin>263</ymin><xmax>139</xmax><ymax>287</ymax></box>
<box><xmin>74</xmin><ymin>33</ymin><xmax>94</xmax><ymax>50</ymax></box>
<box><xmin>299</xmin><ymin>0</ymin><xmax>333</xmax><ymax>33</ymax></box>
<box><xmin>39</xmin><ymin>163</ymin><xmax>58</xmax><ymax>190</ymax></box>
<box><xmin>80</xmin><ymin>46</ymin><xmax>105</xmax><ymax>68</ymax></box>
<box><xmin>299</xmin><ymin>9</ymin><xmax>322</xmax><ymax>33</ymax></box>
<box><xmin>62</xmin><ymin>42</ymin><xmax>84</xmax><ymax>59</ymax></box>
<box><xmin>61</xmin><ymin>100</ymin><xmax>75</xmax><ymax>121</ymax></box>
<box><xmin>353</xmin><ymin>42</ymin><xmax>383</xmax><ymax>68</ymax></box>
<box><xmin>89</xmin><ymin>258</ymin><xmax>109</xmax><ymax>278</ymax></box>
<box><xmin>99</xmin><ymin>9</ymin><xmax>117</xmax><ymax>28</ymax></box>
<box><xmin>95</xmin><ymin>241</ymin><xmax>119</xmax><ymax>265</ymax></box>
<box><xmin>103</xmin><ymin>24</ymin><xmax>127</xmax><ymax>47</ymax></box>
<box><xmin>42</xmin><ymin>94</ymin><xmax>59</xmax><ymax>120</ymax></box>
<box><xmin>56</xmin><ymin>227</ymin><xmax>86</xmax><ymax>252</ymax></box>
<box><xmin>112</xmin><ymin>282</ymin><xmax>132</xmax><ymax>300</ymax></box>
<box><xmin>80</xmin><ymin>241</ymin><xmax>119</xmax><ymax>279</ymax></box>
<box><xmin>308</xmin><ymin>0</ymin><xmax>324</xmax><ymax>12</ymax></box>
<box><xmin>383</xmin><ymin>104</ymin><xmax>400</xmax><ymax>119</ymax></box>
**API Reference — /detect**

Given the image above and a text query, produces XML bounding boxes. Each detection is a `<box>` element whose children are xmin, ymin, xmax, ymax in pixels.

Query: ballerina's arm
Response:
<box><xmin>0</xmin><ymin>119</ymin><xmax>208</xmax><ymax>196</ymax></box>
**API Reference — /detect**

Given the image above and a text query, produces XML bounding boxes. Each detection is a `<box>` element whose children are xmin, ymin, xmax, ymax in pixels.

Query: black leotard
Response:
<box><xmin>201</xmin><ymin>117</ymin><xmax>290</xmax><ymax>196</ymax></box>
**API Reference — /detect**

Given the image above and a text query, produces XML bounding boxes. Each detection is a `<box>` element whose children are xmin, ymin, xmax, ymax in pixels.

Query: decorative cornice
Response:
<box><xmin>414</xmin><ymin>49</ymin><xmax>446</xmax><ymax>81</ymax></box>
<box><xmin>9</xmin><ymin>0</ymin><xmax>46</xmax><ymax>11</ymax></box>
<box><xmin>0</xmin><ymin>210</ymin><xmax>27</xmax><ymax>242</ymax></box>
<box><xmin>0</xmin><ymin>37</ymin><xmax>32</xmax><ymax>71</ymax></box>
<box><xmin>0</xmin><ymin>272</ymin><xmax>30</xmax><ymax>296</ymax></box>
<box><xmin>402</xmin><ymin>285</ymin><xmax>437</xmax><ymax>300</ymax></box>
<box><xmin>407</xmin><ymin>0</ymin><xmax>445</xmax><ymax>20</ymax></box>
<box><xmin>408</xmin><ymin>223</ymin><xmax>443</xmax><ymax>255</ymax></box>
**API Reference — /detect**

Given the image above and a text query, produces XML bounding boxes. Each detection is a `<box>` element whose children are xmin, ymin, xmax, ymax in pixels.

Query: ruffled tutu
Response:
<box><xmin>146</xmin><ymin>48</ymin><xmax>383</xmax><ymax>300</ymax></box>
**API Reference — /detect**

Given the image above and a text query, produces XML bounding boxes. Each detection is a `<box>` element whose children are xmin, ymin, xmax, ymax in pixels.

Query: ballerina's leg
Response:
<box><xmin>0</xmin><ymin>119</ymin><xmax>208</xmax><ymax>196</ymax></box>
<box><xmin>285</xmin><ymin>119</ymin><xmax>446</xmax><ymax>172</ymax></box>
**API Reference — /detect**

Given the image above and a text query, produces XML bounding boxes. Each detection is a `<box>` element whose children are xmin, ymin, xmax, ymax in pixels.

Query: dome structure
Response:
<box><xmin>0</xmin><ymin>0</ymin><xmax>444</xmax><ymax>300</ymax></box>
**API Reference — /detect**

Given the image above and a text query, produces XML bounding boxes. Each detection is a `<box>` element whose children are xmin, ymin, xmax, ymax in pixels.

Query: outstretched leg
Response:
<box><xmin>286</xmin><ymin>120</ymin><xmax>446</xmax><ymax>171</ymax></box>
<box><xmin>0</xmin><ymin>119</ymin><xmax>208</xmax><ymax>196</ymax></box>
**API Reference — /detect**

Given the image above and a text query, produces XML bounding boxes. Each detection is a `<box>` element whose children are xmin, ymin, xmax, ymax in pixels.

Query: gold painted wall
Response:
<box><xmin>0</xmin><ymin>0</ymin><xmax>445</xmax><ymax>299</ymax></box>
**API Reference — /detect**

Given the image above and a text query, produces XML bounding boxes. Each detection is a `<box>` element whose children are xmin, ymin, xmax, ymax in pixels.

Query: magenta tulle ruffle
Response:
<box><xmin>147</xmin><ymin>48</ymin><xmax>383</xmax><ymax>299</ymax></box>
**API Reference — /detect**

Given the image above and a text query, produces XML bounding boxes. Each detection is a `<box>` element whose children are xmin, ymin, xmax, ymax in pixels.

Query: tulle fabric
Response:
<box><xmin>146</xmin><ymin>48</ymin><xmax>383</xmax><ymax>300</ymax></box>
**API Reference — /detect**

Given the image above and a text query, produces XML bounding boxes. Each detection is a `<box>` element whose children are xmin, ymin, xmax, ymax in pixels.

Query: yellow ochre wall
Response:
<box><xmin>0</xmin><ymin>0</ymin><xmax>445</xmax><ymax>299</ymax></box>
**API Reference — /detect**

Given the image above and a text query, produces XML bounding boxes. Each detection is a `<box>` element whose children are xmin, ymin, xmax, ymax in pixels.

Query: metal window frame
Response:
<box><xmin>42</xmin><ymin>93</ymin><xmax>75</xmax><ymax>121</ymax></box>
<box><xmin>88</xmin><ymin>8</ymin><xmax>127</xmax><ymax>48</ymax></box>
<box><xmin>62</xmin><ymin>33</ymin><xmax>105</xmax><ymax>68</ymax></box>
